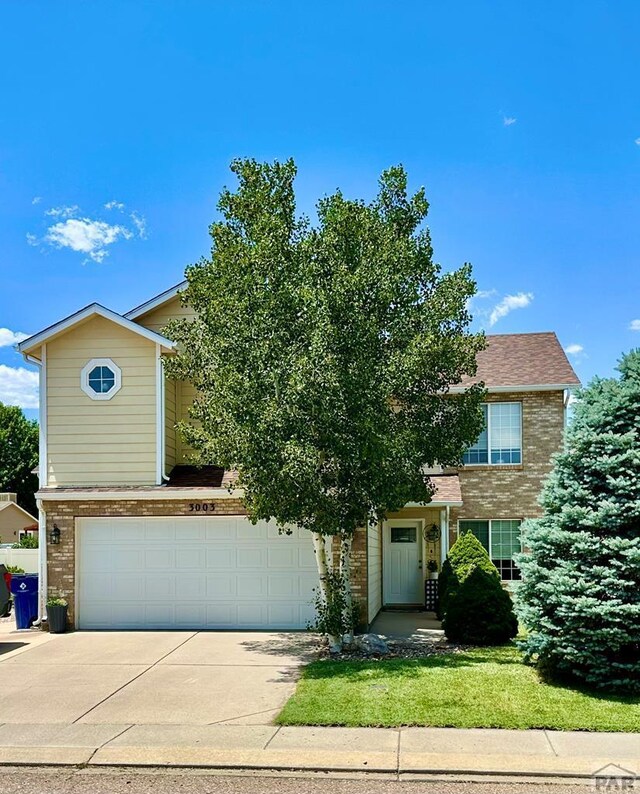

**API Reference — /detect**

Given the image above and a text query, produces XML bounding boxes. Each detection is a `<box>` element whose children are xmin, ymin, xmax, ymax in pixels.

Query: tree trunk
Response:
<box><xmin>340</xmin><ymin>532</ymin><xmax>354</xmax><ymax>647</ymax></box>
<box><xmin>312</xmin><ymin>531</ymin><xmax>341</xmax><ymax>652</ymax></box>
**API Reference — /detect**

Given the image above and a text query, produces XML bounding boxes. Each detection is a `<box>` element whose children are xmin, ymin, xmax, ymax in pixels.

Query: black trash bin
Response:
<box><xmin>0</xmin><ymin>565</ymin><xmax>11</xmax><ymax>617</ymax></box>
<box><xmin>10</xmin><ymin>574</ymin><xmax>39</xmax><ymax>629</ymax></box>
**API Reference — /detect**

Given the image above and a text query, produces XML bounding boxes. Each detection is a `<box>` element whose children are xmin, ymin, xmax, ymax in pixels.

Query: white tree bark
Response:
<box><xmin>312</xmin><ymin>531</ymin><xmax>341</xmax><ymax>652</ymax></box>
<box><xmin>339</xmin><ymin>532</ymin><xmax>354</xmax><ymax>647</ymax></box>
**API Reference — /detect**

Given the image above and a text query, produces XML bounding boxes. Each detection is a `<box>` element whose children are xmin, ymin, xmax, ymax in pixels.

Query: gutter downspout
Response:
<box><xmin>441</xmin><ymin>505</ymin><xmax>451</xmax><ymax>566</ymax></box>
<box><xmin>24</xmin><ymin>350</ymin><xmax>46</xmax><ymax>625</ymax></box>
<box><xmin>564</xmin><ymin>387</ymin><xmax>572</xmax><ymax>422</ymax></box>
<box><xmin>161</xmin><ymin>363</ymin><xmax>170</xmax><ymax>482</ymax></box>
<box><xmin>33</xmin><ymin>499</ymin><xmax>47</xmax><ymax>626</ymax></box>
<box><xmin>156</xmin><ymin>344</ymin><xmax>170</xmax><ymax>483</ymax></box>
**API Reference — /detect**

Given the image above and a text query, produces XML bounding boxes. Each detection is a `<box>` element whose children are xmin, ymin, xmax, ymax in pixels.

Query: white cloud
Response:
<box><xmin>0</xmin><ymin>365</ymin><xmax>39</xmax><ymax>409</ymax></box>
<box><xmin>130</xmin><ymin>211</ymin><xmax>147</xmax><ymax>239</ymax></box>
<box><xmin>629</xmin><ymin>319</ymin><xmax>640</xmax><ymax>331</ymax></box>
<box><xmin>29</xmin><ymin>201</ymin><xmax>148</xmax><ymax>262</ymax></box>
<box><xmin>45</xmin><ymin>204</ymin><xmax>79</xmax><ymax>218</ymax></box>
<box><xmin>564</xmin><ymin>343</ymin><xmax>583</xmax><ymax>356</ymax></box>
<box><xmin>466</xmin><ymin>288</ymin><xmax>496</xmax><ymax>316</ymax></box>
<box><xmin>31</xmin><ymin>196</ymin><xmax>42</xmax><ymax>205</ymax></box>
<box><xmin>44</xmin><ymin>218</ymin><xmax>133</xmax><ymax>263</ymax></box>
<box><xmin>0</xmin><ymin>328</ymin><xmax>29</xmax><ymax>348</ymax></box>
<box><xmin>635</xmin><ymin>138</ymin><xmax>640</xmax><ymax>147</ymax></box>
<box><xmin>503</xmin><ymin>116</ymin><xmax>517</xmax><ymax>126</ymax></box>
<box><xmin>488</xmin><ymin>292</ymin><xmax>534</xmax><ymax>327</ymax></box>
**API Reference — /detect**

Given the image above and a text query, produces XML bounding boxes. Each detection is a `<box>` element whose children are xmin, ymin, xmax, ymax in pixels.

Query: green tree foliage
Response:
<box><xmin>0</xmin><ymin>402</ymin><xmax>38</xmax><ymax>516</ymax></box>
<box><xmin>165</xmin><ymin>159</ymin><xmax>486</xmax><ymax>646</ymax></box>
<box><xmin>441</xmin><ymin>532</ymin><xmax>518</xmax><ymax>645</ymax></box>
<box><xmin>516</xmin><ymin>351</ymin><xmax>640</xmax><ymax>693</ymax></box>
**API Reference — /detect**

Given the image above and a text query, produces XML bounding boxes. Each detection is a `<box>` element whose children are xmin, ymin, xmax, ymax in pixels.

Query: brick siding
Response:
<box><xmin>43</xmin><ymin>391</ymin><xmax>563</xmax><ymax>629</ymax></box>
<box><xmin>44</xmin><ymin>498</ymin><xmax>369</xmax><ymax>628</ymax></box>
<box><xmin>449</xmin><ymin>389</ymin><xmax>565</xmax><ymax>545</ymax></box>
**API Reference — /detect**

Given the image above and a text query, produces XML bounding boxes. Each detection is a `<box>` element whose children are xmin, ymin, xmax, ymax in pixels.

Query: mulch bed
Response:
<box><xmin>319</xmin><ymin>636</ymin><xmax>472</xmax><ymax>661</ymax></box>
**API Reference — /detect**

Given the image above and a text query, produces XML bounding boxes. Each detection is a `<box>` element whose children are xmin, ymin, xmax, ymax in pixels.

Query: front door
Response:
<box><xmin>383</xmin><ymin>520</ymin><xmax>423</xmax><ymax>605</ymax></box>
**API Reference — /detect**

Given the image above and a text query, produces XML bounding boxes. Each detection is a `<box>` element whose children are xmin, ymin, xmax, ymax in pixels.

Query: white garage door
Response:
<box><xmin>77</xmin><ymin>516</ymin><xmax>319</xmax><ymax>630</ymax></box>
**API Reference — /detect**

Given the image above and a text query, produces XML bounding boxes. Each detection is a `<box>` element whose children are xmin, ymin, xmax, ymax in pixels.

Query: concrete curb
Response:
<box><xmin>0</xmin><ymin>724</ymin><xmax>637</xmax><ymax>783</ymax></box>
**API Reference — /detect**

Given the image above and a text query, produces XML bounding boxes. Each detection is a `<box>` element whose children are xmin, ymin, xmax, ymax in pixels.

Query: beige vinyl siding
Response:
<box><xmin>367</xmin><ymin>522</ymin><xmax>382</xmax><ymax>621</ymax></box>
<box><xmin>164</xmin><ymin>375</ymin><xmax>177</xmax><ymax>470</ymax></box>
<box><xmin>138</xmin><ymin>296</ymin><xmax>199</xmax><ymax>465</ymax></box>
<box><xmin>46</xmin><ymin>316</ymin><xmax>158</xmax><ymax>486</ymax></box>
<box><xmin>176</xmin><ymin>379</ymin><xmax>199</xmax><ymax>462</ymax></box>
<box><xmin>136</xmin><ymin>295</ymin><xmax>196</xmax><ymax>335</ymax></box>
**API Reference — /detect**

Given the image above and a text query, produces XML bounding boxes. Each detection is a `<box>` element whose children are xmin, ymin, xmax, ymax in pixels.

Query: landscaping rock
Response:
<box><xmin>354</xmin><ymin>633</ymin><xmax>389</xmax><ymax>655</ymax></box>
<box><xmin>319</xmin><ymin>632</ymin><xmax>471</xmax><ymax>661</ymax></box>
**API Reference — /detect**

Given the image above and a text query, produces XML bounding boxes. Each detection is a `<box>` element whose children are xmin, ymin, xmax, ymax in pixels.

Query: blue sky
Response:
<box><xmin>1</xmin><ymin>1</ymin><xmax>640</xmax><ymax>419</ymax></box>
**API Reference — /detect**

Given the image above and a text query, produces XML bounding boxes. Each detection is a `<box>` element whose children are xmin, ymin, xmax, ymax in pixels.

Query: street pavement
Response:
<box><xmin>0</xmin><ymin>769</ymin><xmax>599</xmax><ymax>794</ymax></box>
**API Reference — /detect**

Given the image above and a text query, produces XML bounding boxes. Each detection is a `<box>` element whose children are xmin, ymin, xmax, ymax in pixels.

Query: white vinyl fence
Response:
<box><xmin>0</xmin><ymin>548</ymin><xmax>38</xmax><ymax>573</ymax></box>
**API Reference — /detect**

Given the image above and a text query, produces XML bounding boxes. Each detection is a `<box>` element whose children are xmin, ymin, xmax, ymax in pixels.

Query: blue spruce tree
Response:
<box><xmin>516</xmin><ymin>350</ymin><xmax>640</xmax><ymax>693</ymax></box>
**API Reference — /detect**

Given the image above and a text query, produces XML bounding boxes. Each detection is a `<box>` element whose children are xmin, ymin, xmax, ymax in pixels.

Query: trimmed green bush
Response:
<box><xmin>436</xmin><ymin>557</ymin><xmax>453</xmax><ymax>619</ymax></box>
<box><xmin>12</xmin><ymin>534</ymin><xmax>38</xmax><ymax>549</ymax></box>
<box><xmin>516</xmin><ymin>350</ymin><xmax>640</xmax><ymax>693</ymax></box>
<box><xmin>441</xmin><ymin>532</ymin><xmax>518</xmax><ymax>645</ymax></box>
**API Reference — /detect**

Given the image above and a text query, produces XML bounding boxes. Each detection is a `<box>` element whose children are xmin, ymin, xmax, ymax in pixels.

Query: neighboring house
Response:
<box><xmin>0</xmin><ymin>494</ymin><xmax>37</xmax><ymax>545</ymax></box>
<box><xmin>18</xmin><ymin>282</ymin><xmax>580</xmax><ymax>630</ymax></box>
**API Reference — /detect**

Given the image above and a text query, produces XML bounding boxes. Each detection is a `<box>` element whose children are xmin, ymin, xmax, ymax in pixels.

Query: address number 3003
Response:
<box><xmin>188</xmin><ymin>503</ymin><xmax>216</xmax><ymax>512</ymax></box>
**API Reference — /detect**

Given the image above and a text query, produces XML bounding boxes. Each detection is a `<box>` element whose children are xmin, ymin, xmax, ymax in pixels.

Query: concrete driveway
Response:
<box><xmin>0</xmin><ymin>625</ymin><xmax>318</xmax><ymax>725</ymax></box>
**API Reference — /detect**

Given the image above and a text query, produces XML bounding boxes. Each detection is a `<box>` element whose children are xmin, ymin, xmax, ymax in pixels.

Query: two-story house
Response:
<box><xmin>18</xmin><ymin>281</ymin><xmax>580</xmax><ymax>631</ymax></box>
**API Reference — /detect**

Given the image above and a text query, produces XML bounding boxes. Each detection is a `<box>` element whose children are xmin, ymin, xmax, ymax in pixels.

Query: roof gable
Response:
<box><xmin>0</xmin><ymin>501</ymin><xmax>37</xmax><ymax>523</ymax></box>
<box><xmin>18</xmin><ymin>304</ymin><xmax>176</xmax><ymax>358</ymax></box>
<box><xmin>125</xmin><ymin>281</ymin><xmax>187</xmax><ymax>321</ymax></box>
<box><xmin>452</xmin><ymin>332</ymin><xmax>580</xmax><ymax>392</ymax></box>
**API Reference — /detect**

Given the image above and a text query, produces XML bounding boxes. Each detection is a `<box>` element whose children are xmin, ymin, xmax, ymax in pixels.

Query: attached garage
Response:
<box><xmin>76</xmin><ymin>516</ymin><xmax>319</xmax><ymax>630</ymax></box>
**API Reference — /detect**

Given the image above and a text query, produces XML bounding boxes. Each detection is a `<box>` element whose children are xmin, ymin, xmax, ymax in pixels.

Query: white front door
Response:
<box><xmin>383</xmin><ymin>520</ymin><xmax>423</xmax><ymax>605</ymax></box>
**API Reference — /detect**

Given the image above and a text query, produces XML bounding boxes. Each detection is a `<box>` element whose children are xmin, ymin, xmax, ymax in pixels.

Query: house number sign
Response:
<box><xmin>188</xmin><ymin>503</ymin><xmax>216</xmax><ymax>512</ymax></box>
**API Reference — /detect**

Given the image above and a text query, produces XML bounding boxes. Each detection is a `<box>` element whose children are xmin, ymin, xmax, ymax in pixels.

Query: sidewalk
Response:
<box><xmin>0</xmin><ymin>723</ymin><xmax>637</xmax><ymax>781</ymax></box>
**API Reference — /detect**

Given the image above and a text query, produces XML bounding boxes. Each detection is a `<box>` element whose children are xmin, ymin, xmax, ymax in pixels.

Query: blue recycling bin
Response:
<box><xmin>10</xmin><ymin>574</ymin><xmax>39</xmax><ymax>629</ymax></box>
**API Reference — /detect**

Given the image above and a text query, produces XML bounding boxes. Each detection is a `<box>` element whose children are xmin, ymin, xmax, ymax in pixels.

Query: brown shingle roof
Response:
<box><xmin>166</xmin><ymin>465</ymin><xmax>237</xmax><ymax>489</ymax></box>
<box><xmin>456</xmin><ymin>332</ymin><xmax>580</xmax><ymax>390</ymax></box>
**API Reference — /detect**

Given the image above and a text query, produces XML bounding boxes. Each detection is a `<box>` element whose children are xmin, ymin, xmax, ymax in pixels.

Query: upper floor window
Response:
<box><xmin>81</xmin><ymin>358</ymin><xmax>122</xmax><ymax>401</ymax></box>
<box><xmin>459</xmin><ymin>519</ymin><xmax>522</xmax><ymax>581</ymax></box>
<box><xmin>462</xmin><ymin>402</ymin><xmax>522</xmax><ymax>465</ymax></box>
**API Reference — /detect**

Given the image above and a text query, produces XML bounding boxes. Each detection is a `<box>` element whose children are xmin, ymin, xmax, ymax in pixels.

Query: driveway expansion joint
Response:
<box><xmin>209</xmin><ymin>708</ymin><xmax>281</xmax><ymax>726</ymax></box>
<box><xmin>543</xmin><ymin>729</ymin><xmax>559</xmax><ymax>756</ymax></box>
<box><xmin>263</xmin><ymin>726</ymin><xmax>281</xmax><ymax>750</ymax></box>
<box><xmin>71</xmin><ymin>633</ymin><xmax>199</xmax><ymax>724</ymax></box>
<box><xmin>83</xmin><ymin>724</ymin><xmax>135</xmax><ymax>767</ymax></box>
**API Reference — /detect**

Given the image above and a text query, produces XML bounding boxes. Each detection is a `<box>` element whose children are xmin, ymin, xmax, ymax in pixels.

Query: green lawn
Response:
<box><xmin>277</xmin><ymin>646</ymin><xmax>640</xmax><ymax>731</ymax></box>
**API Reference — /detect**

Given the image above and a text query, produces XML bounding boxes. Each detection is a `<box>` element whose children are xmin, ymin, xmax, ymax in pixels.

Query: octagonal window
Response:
<box><xmin>81</xmin><ymin>358</ymin><xmax>121</xmax><ymax>400</ymax></box>
<box><xmin>88</xmin><ymin>365</ymin><xmax>115</xmax><ymax>394</ymax></box>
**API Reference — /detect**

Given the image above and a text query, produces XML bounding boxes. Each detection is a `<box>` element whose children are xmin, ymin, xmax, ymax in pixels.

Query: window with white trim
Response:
<box><xmin>462</xmin><ymin>402</ymin><xmax>522</xmax><ymax>465</ymax></box>
<box><xmin>80</xmin><ymin>358</ymin><xmax>122</xmax><ymax>401</ymax></box>
<box><xmin>459</xmin><ymin>519</ymin><xmax>522</xmax><ymax>580</ymax></box>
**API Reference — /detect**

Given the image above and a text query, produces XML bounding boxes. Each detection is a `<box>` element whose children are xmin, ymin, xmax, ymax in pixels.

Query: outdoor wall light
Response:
<box><xmin>50</xmin><ymin>524</ymin><xmax>61</xmax><ymax>545</ymax></box>
<box><xmin>423</xmin><ymin>523</ymin><xmax>440</xmax><ymax>543</ymax></box>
